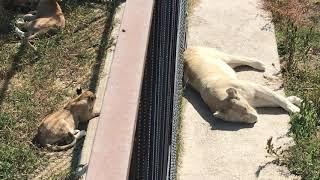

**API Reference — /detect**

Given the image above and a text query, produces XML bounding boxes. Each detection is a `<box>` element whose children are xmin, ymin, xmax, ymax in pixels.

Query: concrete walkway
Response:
<box><xmin>178</xmin><ymin>0</ymin><xmax>300</xmax><ymax>179</ymax></box>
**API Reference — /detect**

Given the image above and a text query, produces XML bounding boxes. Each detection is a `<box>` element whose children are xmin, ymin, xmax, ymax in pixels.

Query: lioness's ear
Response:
<box><xmin>64</xmin><ymin>101</ymin><xmax>76</xmax><ymax>110</ymax></box>
<box><xmin>226</xmin><ymin>88</ymin><xmax>239</xmax><ymax>100</ymax></box>
<box><xmin>76</xmin><ymin>87</ymin><xmax>82</xmax><ymax>95</ymax></box>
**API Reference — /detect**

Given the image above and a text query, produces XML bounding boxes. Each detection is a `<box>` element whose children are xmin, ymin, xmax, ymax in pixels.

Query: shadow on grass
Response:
<box><xmin>0</xmin><ymin>10</ymin><xmax>15</xmax><ymax>36</ymax></box>
<box><xmin>69</xmin><ymin>0</ymin><xmax>123</xmax><ymax>178</ymax></box>
<box><xmin>0</xmin><ymin>43</ymin><xmax>39</xmax><ymax>106</ymax></box>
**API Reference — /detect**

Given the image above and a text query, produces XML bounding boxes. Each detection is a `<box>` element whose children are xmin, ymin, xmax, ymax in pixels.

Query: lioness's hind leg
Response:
<box><xmin>250</xmin><ymin>83</ymin><xmax>300</xmax><ymax>113</ymax></box>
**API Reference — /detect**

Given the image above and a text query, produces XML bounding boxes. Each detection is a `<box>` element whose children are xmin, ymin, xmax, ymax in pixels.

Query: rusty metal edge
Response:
<box><xmin>85</xmin><ymin>0</ymin><xmax>154</xmax><ymax>179</ymax></box>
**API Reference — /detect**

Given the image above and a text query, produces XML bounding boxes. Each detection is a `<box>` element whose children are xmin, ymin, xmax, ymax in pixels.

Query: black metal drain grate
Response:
<box><xmin>129</xmin><ymin>0</ymin><xmax>187</xmax><ymax>179</ymax></box>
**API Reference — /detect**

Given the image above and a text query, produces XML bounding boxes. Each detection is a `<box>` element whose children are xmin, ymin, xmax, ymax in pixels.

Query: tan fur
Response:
<box><xmin>184</xmin><ymin>46</ymin><xmax>301</xmax><ymax>123</ymax></box>
<box><xmin>15</xmin><ymin>0</ymin><xmax>65</xmax><ymax>41</ymax></box>
<box><xmin>35</xmin><ymin>90</ymin><xmax>99</xmax><ymax>151</ymax></box>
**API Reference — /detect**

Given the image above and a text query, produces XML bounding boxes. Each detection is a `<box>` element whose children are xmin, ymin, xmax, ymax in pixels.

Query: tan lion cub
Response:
<box><xmin>34</xmin><ymin>88</ymin><xmax>99</xmax><ymax>151</ymax></box>
<box><xmin>15</xmin><ymin>0</ymin><xmax>65</xmax><ymax>41</ymax></box>
<box><xmin>184</xmin><ymin>46</ymin><xmax>302</xmax><ymax>124</ymax></box>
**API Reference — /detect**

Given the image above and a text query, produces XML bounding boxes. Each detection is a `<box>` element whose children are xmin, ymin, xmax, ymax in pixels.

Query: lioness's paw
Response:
<box><xmin>287</xmin><ymin>96</ymin><xmax>303</xmax><ymax>106</ymax></box>
<box><xmin>94</xmin><ymin>112</ymin><xmax>100</xmax><ymax>117</ymax></box>
<box><xmin>15</xmin><ymin>18</ymin><xmax>25</xmax><ymax>25</ymax></box>
<box><xmin>288</xmin><ymin>105</ymin><xmax>300</xmax><ymax>114</ymax></box>
<box><xmin>78</xmin><ymin>130</ymin><xmax>87</xmax><ymax>138</ymax></box>
<box><xmin>213</xmin><ymin>111</ymin><xmax>225</xmax><ymax>120</ymax></box>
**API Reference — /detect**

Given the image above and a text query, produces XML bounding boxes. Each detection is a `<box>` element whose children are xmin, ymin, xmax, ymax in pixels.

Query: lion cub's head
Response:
<box><xmin>214</xmin><ymin>88</ymin><xmax>258</xmax><ymax>124</ymax></box>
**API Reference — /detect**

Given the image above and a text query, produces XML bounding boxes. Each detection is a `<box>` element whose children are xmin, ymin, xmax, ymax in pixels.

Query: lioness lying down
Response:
<box><xmin>34</xmin><ymin>88</ymin><xmax>100</xmax><ymax>151</ymax></box>
<box><xmin>15</xmin><ymin>0</ymin><xmax>65</xmax><ymax>41</ymax></box>
<box><xmin>184</xmin><ymin>47</ymin><xmax>302</xmax><ymax>124</ymax></box>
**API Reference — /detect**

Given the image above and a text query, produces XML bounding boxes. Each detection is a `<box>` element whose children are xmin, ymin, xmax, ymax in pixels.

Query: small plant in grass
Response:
<box><xmin>290</xmin><ymin>101</ymin><xmax>319</xmax><ymax>140</ymax></box>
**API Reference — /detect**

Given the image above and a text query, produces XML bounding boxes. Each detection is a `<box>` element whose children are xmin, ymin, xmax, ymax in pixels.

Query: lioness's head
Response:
<box><xmin>65</xmin><ymin>88</ymin><xmax>97</xmax><ymax>111</ymax></box>
<box><xmin>214</xmin><ymin>88</ymin><xmax>258</xmax><ymax>124</ymax></box>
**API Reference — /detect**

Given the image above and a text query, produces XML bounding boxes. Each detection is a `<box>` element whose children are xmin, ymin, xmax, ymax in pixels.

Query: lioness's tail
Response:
<box><xmin>45</xmin><ymin>137</ymin><xmax>77</xmax><ymax>151</ymax></box>
<box><xmin>45</xmin><ymin>130</ymin><xmax>86</xmax><ymax>151</ymax></box>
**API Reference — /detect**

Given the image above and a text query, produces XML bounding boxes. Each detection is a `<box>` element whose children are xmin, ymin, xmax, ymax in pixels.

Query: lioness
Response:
<box><xmin>34</xmin><ymin>88</ymin><xmax>100</xmax><ymax>151</ymax></box>
<box><xmin>184</xmin><ymin>46</ymin><xmax>302</xmax><ymax>124</ymax></box>
<box><xmin>15</xmin><ymin>0</ymin><xmax>65</xmax><ymax>42</ymax></box>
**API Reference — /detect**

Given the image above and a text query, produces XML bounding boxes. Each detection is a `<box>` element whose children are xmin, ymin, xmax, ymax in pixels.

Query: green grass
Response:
<box><xmin>263</xmin><ymin>0</ymin><xmax>320</xmax><ymax>179</ymax></box>
<box><xmin>286</xmin><ymin>102</ymin><xmax>320</xmax><ymax>179</ymax></box>
<box><xmin>0</xmin><ymin>0</ymin><xmax>118</xmax><ymax>178</ymax></box>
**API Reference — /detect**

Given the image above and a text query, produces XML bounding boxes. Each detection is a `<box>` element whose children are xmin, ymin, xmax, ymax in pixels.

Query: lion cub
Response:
<box><xmin>34</xmin><ymin>88</ymin><xmax>100</xmax><ymax>151</ymax></box>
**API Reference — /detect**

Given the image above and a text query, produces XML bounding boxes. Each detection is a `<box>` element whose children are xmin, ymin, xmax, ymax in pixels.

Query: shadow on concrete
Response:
<box><xmin>255</xmin><ymin>160</ymin><xmax>277</xmax><ymax>177</ymax></box>
<box><xmin>234</xmin><ymin>65</ymin><xmax>265</xmax><ymax>73</ymax></box>
<box><xmin>257</xmin><ymin>107</ymin><xmax>287</xmax><ymax>115</ymax></box>
<box><xmin>184</xmin><ymin>86</ymin><xmax>255</xmax><ymax>131</ymax></box>
<box><xmin>255</xmin><ymin>159</ymin><xmax>291</xmax><ymax>178</ymax></box>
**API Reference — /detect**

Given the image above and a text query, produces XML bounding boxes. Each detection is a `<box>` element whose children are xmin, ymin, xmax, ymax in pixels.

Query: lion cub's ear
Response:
<box><xmin>76</xmin><ymin>87</ymin><xmax>83</xmax><ymax>95</ymax></box>
<box><xmin>226</xmin><ymin>88</ymin><xmax>239</xmax><ymax>100</ymax></box>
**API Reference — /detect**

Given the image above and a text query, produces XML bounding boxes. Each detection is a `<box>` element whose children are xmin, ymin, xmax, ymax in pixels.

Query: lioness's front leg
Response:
<box><xmin>14</xmin><ymin>26</ymin><xmax>26</xmax><ymax>39</ymax></box>
<box><xmin>90</xmin><ymin>112</ymin><xmax>100</xmax><ymax>119</ymax></box>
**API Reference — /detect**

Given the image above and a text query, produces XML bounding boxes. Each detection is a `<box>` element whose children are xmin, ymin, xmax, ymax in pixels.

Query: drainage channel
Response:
<box><xmin>129</xmin><ymin>0</ymin><xmax>187</xmax><ymax>179</ymax></box>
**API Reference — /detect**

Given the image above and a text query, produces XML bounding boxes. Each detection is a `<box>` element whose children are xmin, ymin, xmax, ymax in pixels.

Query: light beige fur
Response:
<box><xmin>184</xmin><ymin>46</ymin><xmax>301</xmax><ymax>123</ymax></box>
<box><xmin>35</xmin><ymin>89</ymin><xmax>100</xmax><ymax>151</ymax></box>
<box><xmin>14</xmin><ymin>0</ymin><xmax>65</xmax><ymax>42</ymax></box>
